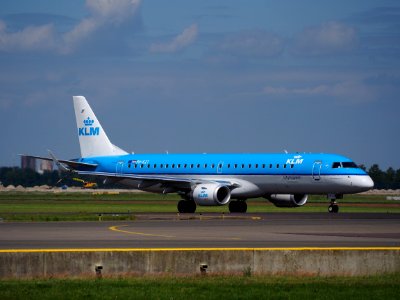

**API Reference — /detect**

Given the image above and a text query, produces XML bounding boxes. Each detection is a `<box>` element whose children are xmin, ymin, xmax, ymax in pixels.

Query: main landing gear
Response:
<box><xmin>327</xmin><ymin>194</ymin><xmax>341</xmax><ymax>213</ymax></box>
<box><xmin>177</xmin><ymin>200</ymin><xmax>196</xmax><ymax>213</ymax></box>
<box><xmin>229</xmin><ymin>200</ymin><xmax>247</xmax><ymax>213</ymax></box>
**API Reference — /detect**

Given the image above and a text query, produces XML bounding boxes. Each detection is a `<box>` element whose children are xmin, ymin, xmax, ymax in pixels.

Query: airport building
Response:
<box><xmin>20</xmin><ymin>155</ymin><xmax>36</xmax><ymax>171</ymax></box>
<box><xmin>38</xmin><ymin>160</ymin><xmax>53</xmax><ymax>174</ymax></box>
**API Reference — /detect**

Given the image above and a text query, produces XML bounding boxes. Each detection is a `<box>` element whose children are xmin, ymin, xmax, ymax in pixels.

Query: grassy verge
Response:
<box><xmin>0</xmin><ymin>274</ymin><xmax>399</xmax><ymax>300</ymax></box>
<box><xmin>0</xmin><ymin>192</ymin><xmax>399</xmax><ymax>221</ymax></box>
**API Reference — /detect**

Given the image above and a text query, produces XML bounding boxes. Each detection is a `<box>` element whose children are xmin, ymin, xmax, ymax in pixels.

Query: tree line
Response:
<box><xmin>0</xmin><ymin>165</ymin><xmax>400</xmax><ymax>189</ymax></box>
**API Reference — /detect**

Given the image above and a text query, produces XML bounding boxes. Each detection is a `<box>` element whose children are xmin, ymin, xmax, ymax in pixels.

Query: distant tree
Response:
<box><xmin>385</xmin><ymin>167</ymin><xmax>396</xmax><ymax>189</ymax></box>
<box><xmin>395</xmin><ymin>169</ymin><xmax>400</xmax><ymax>189</ymax></box>
<box><xmin>368</xmin><ymin>164</ymin><xmax>385</xmax><ymax>189</ymax></box>
<box><xmin>358</xmin><ymin>164</ymin><xmax>367</xmax><ymax>171</ymax></box>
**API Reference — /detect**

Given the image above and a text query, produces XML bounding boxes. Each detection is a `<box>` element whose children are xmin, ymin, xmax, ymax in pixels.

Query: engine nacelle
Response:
<box><xmin>266</xmin><ymin>194</ymin><xmax>308</xmax><ymax>207</ymax></box>
<box><xmin>192</xmin><ymin>183</ymin><xmax>231</xmax><ymax>206</ymax></box>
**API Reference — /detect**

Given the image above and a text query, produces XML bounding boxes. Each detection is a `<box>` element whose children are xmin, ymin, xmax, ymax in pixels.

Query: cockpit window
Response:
<box><xmin>332</xmin><ymin>162</ymin><xmax>358</xmax><ymax>169</ymax></box>
<box><xmin>342</xmin><ymin>162</ymin><xmax>358</xmax><ymax>168</ymax></box>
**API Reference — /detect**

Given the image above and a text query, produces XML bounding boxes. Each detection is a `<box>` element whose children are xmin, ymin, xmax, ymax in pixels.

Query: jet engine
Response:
<box><xmin>192</xmin><ymin>183</ymin><xmax>231</xmax><ymax>206</ymax></box>
<box><xmin>266</xmin><ymin>194</ymin><xmax>308</xmax><ymax>207</ymax></box>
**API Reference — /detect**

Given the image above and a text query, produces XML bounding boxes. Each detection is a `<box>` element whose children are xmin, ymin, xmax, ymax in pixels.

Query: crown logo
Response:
<box><xmin>83</xmin><ymin>117</ymin><xmax>94</xmax><ymax>126</ymax></box>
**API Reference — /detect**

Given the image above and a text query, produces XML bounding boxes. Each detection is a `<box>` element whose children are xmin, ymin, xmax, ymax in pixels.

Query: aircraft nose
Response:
<box><xmin>353</xmin><ymin>175</ymin><xmax>374</xmax><ymax>191</ymax></box>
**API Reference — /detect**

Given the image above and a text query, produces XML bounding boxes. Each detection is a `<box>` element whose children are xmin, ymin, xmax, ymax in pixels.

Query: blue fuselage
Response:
<box><xmin>78</xmin><ymin>153</ymin><xmax>373</xmax><ymax>197</ymax></box>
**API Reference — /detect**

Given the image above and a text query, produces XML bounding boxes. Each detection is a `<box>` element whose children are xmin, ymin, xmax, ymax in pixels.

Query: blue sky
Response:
<box><xmin>1</xmin><ymin>0</ymin><xmax>399</xmax><ymax>169</ymax></box>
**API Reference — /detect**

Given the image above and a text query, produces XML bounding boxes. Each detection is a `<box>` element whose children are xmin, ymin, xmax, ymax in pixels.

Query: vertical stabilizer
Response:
<box><xmin>73</xmin><ymin>96</ymin><xmax>127</xmax><ymax>158</ymax></box>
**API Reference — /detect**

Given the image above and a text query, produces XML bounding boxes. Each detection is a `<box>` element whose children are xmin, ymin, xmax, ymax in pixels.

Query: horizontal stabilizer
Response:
<box><xmin>19</xmin><ymin>154</ymin><xmax>97</xmax><ymax>171</ymax></box>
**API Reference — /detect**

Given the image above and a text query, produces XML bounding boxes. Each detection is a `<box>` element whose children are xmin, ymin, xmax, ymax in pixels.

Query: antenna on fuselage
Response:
<box><xmin>284</xmin><ymin>149</ymin><xmax>288</xmax><ymax>154</ymax></box>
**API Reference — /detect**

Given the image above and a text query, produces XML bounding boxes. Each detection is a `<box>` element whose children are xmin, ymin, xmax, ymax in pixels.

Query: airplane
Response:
<box><xmin>26</xmin><ymin>96</ymin><xmax>374</xmax><ymax>213</ymax></box>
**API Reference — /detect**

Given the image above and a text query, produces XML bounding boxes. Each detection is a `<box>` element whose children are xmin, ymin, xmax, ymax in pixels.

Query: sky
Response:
<box><xmin>0</xmin><ymin>0</ymin><xmax>399</xmax><ymax>169</ymax></box>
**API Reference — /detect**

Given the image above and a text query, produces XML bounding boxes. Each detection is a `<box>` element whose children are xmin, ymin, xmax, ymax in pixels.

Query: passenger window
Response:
<box><xmin>234</xmin><ymin>164</ymin><xmax>237</xmax><ymax>168</ymax></box>
<box><xmin>291</xmin><ymin>164</ymin><xmax>294</xmax><ymax>168</ymax></box>
<box><xmin>241</xmin><ymin>164</ymin><xmax>245</xmax><ymax>169</ymax></box>
<box><xmin>269</xmin><ymin>164</ymin><xmax>272</xmax><ymax>168</ymax></box>
<box><xmin>160</xmin><ymin>164</ymin><xmax>163</xmax><ymax>168</ymax></box>
<box><xmin>190</xmin><ymin>164</ymin><xmax>194</xmax><ymax>168</ymax></box>
<box><xmin>204</xmin><ymin>164</ymin><xmax>207</xmax><ymax>168</ymax></box>
<box><xmin>177</xmin><ymin>164</ymin><xmax>181</xmax><ymax>168</ymax></box>
<box><xmin>284</xmin><ymin>164</ymin><xmax>286</xmax><ymax>168</ymax></box>
<box><xmin>128</xmin><ymin>164</ymin><xmax>131</xmax><ymax>168</ymax></box>
<box><xmin>154</xmin><ymin>164</ymin><xmax>157</xmax><ymax>168</ymax></box>
<box><xmin>248</xmin><ymin>164</ymin><xmax>252</xmax><ymax>168</ymax></box>
<box><xmin>197</xmin><ymin>164</ymin><xmax>200</xmax><ymax>168</ymax></box>
<box><xmin>218</xmin><ymin>164</ymin><xmax>222</xmax><ymax>168</ymax></box>
<box><xmin>276</xmin><ymin>164</ymin><xmax>279</xmax><ymax>168</ymax></box>
<box><xmin>147</xmin><ymin>164</ymin><xmax>150</xmax><ymax>168</ymax></box>
<box><xmin>262</xmin><ymin>164</ymin><xmax>265</xmax><ymax>168</ymax></box>
<box><xmin>184</xmin><ymin>164</ymin><xmax>187</xmax><ymax>168</ymax></box>
<box><xmin>255</xmin><ymin>164</ymin><xmax>258</xmax><ymax>168</ymax></box>
<box><xmin>172</xmin><ymin>164</ymin><xmax>175</xmax><ymax>168</ymax></box>
<box><xmin>166</xmin><ymin>164</ymin><xmax>169</xmax><ymax>168</ymax></box>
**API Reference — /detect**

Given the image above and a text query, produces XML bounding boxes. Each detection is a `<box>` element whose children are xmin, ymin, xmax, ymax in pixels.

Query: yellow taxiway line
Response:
<box><xmin>109</xmin><ymin>225</ymin><xmax>174</xmax><ymax>238</ymax></box>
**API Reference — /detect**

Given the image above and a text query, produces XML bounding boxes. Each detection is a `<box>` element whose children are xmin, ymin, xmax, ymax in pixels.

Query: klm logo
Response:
<box><xmin>199</xmin><ymin>189</ymin><xmax>209</xmax><ymax>199</ymax></box>
<box><xmin>78</xmin><ymin>117</ymin><xmax>100</xmax><ymax>136</ymax></box>
<box><xmin>286</xmin><ymin>155</ymin><xmax>304</xmax><ymax>165</ymax></box>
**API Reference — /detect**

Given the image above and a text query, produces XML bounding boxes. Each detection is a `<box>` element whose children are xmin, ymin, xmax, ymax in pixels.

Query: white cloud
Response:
<box><xmin>86</xmin><ymin>0</ymin><xmax>140</xmax><ymax>23</ymax></box>
<box><xmin>0</xmin><ymin>0</ymin><xmax>141</xmax><ymax>54</ymax></box>
<box><xmin>263</xmin><ymin>79</ymin><xmax>375</xmax><ymax>103</ymax></box>
<box><xmin>61</xmin><ymin>18</ymin><xmax>98</xmax><ymax>54</ymax></box>
<box><xmin>61</xmin><ymin>0</ymin><xmax>141</xmax><ymax>54</ymax></box>
<box><xmin>217</xmin><ymin>30</ymin><xmax>284</xmax><ymax>58</ymax></box>
<box><xmin>292</xmin><ymin>21</ymin><xmax>358</xmax><ymax>55</ymax></box>
<box><xmin>150</xmin><ymin>24</ymin><xmax>198</xmax><ymax>53</ymax></box>
<box><xmin>0</xmin><ymin>20</ymin><xmax>56</xmax><ymax>52</ymax></box>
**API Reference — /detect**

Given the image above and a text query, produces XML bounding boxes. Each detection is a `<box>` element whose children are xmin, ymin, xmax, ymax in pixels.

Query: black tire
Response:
<box><xmin>177</xmin><ymin>200</ymin><xmax>196</xmax><ymax>213</ymax></box>
<box><xmin>188</xmin><ymin>201</ymin><xmax>196</xmax><ymax>213</ymax></box>
<box><xmin>332</xmin><ymin>204</ymin><xmax>339</xmax><ymax>213</ymax></box>
<box><xmin>328</xmin><ymin>205</ymin><xmax>333</xmax><ymax>213</ymax></box>
<box><xmin>239</xmin><ymin>201</ymin><xmax>247</xmax><ymax>213</ymax></box>
<box><xmin>178</xmin><ymin>200</ymin><xmax>186</xmax><ymax>213</ymax></box>
<box><xmin>229</xmin><ymin>201</ymin><xmax>238</xmax><ymax>213</ymax></box>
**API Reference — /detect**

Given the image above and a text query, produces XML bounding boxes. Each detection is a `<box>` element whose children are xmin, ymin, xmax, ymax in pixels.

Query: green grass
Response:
<box><xmin>0</xmin><ymin>274</ymin><xmax>399</xmax><ymax>300</ymax></box>
<box><xmin>0</xmin><ymin>192</ymin><xmax>399</xmax><ymax>221</ymax></box>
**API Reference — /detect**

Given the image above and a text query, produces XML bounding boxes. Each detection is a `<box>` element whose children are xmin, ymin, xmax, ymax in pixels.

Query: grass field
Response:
<box><xmin>0</xmin><ymin>274</ymin><xmax>399</xmax><ymax>299</ymax></box>
<box><xmin>0</xmin><ymin>191</ymin><xmax>399</xmax><ymax>221</ymax></box>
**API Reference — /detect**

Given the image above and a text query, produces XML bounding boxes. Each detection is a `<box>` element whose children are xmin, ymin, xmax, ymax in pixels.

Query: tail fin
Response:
<box><xmin>73</xmin><ymin>96</ymin><xmax>127</xmax><ymax>158</ymax></box>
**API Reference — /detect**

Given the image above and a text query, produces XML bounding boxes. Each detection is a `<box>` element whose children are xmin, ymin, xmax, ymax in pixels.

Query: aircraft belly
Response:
<box><xmin>117</xmin><ymin>174</ymin><xmax>360</xmax><ymax>196</ymax></box>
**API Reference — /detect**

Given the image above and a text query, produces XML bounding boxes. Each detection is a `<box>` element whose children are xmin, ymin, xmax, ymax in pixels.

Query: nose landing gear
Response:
<box><xmin>327</xmin><ymin>194</ymin><xmax>342</xmax><ymax>213</ymax></box>
<box><xmin>328</xmin><ymin>202</ymin><xmax>339</xmax><ymax>213</ymax></box>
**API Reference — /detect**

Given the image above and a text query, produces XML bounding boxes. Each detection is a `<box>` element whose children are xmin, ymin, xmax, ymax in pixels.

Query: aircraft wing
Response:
<box><xmin>76</xmin><ymin>170</ymin><xmax>238</xmax><ymax>190</ymax></box>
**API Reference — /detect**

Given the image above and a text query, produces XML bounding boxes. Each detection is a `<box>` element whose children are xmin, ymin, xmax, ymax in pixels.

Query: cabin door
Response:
<box><xmin>116</xmin><ymin>161</ymin><xmax>124</xmax><ymax>175</ymax></box>
<box><xmin>312</xmin><ymin>161</ymin><xmax>322</xmax><ymax>181</ymax></box>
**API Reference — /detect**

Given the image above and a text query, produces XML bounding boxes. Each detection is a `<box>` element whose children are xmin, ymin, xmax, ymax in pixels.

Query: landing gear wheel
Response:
<box><xmin>228</xmin><ymin>201</ymin><xmax>237</xmax><ymax>213</ymax></box>
<box><xmin>178</xmin><ymin>200</ymin><xmax>196</xmax><ymax>213</ymax></box>
<box><xmin>229</xmin><ymin>201</ymin><xmax>247</xmax><ymax>213</ymax></box>
<box><xmin>239</xmin><ymin>201</ymin><xmax>247</xmax><ymax>213</ymax></box>
<box><xmin>328</xmin><ymin>204</ymin><xmax>339</xmax><ymax>213</ymax></box>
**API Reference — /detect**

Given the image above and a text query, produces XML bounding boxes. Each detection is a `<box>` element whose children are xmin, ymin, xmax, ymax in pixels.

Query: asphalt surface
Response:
<box><xmin>0</xmin><ymin>213</ymin><xmax>399</xmax><ymax>249</ymax></box>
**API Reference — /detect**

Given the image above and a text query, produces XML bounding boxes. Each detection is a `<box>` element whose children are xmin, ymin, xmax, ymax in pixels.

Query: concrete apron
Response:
<box><xmin>0</xmin><ymin>248</ymin><xmax>399</xmax><ymax>278</ymax></box>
